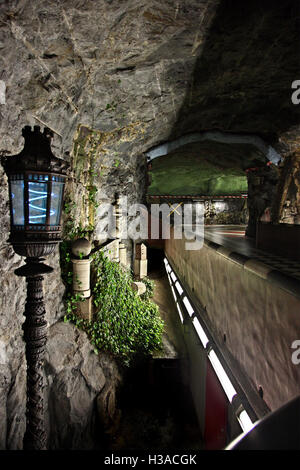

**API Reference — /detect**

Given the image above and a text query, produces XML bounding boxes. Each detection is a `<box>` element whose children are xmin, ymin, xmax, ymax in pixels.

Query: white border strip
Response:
<box><xmin>192</xmin><ymin>317</ymin><xmax>209</xmax><ymax>348</ymax></box>
<box><xmin>163</xmin><ymin>256</ymin><xmax>256</xmax><ymax>438</ymax></box>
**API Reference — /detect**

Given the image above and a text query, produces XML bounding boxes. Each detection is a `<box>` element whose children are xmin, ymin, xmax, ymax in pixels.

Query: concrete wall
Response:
<box><xmin>165</xmin><ymin>231</ymin><xmax>300</xmax><ymax>413</ymax></box>
<box><xmin>180</xmin><ymin>324</ymin><xmax>207</xmax><ymax>437</ymax></box>
<box><xmin>165</xmin><ymin>264</ymin><xmax>247</xmax><ymax>448</ymax></box>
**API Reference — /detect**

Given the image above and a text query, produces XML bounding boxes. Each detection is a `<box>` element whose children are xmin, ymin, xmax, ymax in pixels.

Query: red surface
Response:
<box><xmin>204</xmin><ymin>359</ymin><xmax>228</xmax><ymax>450</ymax></box>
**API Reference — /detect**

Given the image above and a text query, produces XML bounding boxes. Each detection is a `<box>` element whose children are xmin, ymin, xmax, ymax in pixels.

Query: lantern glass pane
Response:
<box><xmin>50</xmin><ymin>181</ymin><xmax>64</xmax><ymax>225</ymax></box>
<box><xmin>28</xmin><ymin>181</ymin><xmax>48</xmax><ymax>224</ymax></box>
<box><xmin>11</xmin><ymin>179</ymin><xmax>24</xmax><ymax>225</ymax></box>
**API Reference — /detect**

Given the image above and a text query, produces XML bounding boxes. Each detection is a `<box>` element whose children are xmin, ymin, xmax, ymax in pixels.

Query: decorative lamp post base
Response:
<box><xmin>15</xmin><ymin>258</ymin><xmax>53</xmax><ymax>451</ymax></box>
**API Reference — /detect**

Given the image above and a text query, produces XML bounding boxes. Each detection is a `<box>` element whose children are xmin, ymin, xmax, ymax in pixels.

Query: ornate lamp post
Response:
<box><xmin>2</xmin><ymin>126</ymin><xmax>69</xmax><ymax>450</ymax></box>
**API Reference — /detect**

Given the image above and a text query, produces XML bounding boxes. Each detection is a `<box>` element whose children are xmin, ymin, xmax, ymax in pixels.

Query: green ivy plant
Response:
<box><xmin>87</xmin><ymin>184</ymin><xmax>99</xmax><ymax>206</ymax></box>
<box><xmin>60</xmin><ymin>240</ymin><xmax>73</xmax><ymax>286</ymax></box>
<box><xmin>63</xmin><ymin>250</ymin><xmax>164</xmax><ymax>365</ymax></box>
<box><xmin>106</xmin><ymin>101</ymin><xmax>118</xmax><ymax>111</ymax></box>
<box><xmin>63</xmin><ymin>218</ymin><xmax>95</xmax><ymax>241</ymax></box>
<box><xmin>64</xmin><ymin>198</ymin><xmax>77</xmax><ymax>215</ymax></box>
<box><xmin>140</xmin><ymin>277</ymin><xmax>155</xmax><ymax>301</ymax></box>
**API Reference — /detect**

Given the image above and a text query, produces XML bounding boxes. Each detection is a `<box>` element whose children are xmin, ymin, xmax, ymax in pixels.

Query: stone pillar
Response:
<box><xmin>72</xmin><ymin>258</ymin><xmax>91</xmax><ymax>298</ymax></box>
<box><xmin>71</xmin><ymin>238</ymin><xmax>93</xmax><ymax>320</ymax></box>
<box><xmin>114</xmin><ymin>193</ymin><xmax>123</xmax><ymax>240</ymax></box>
<box><xmin>100</xmin><ymin>239</ymin><xmax>120</xmax><ymax>263</ymax></box>
<box><xmin>72</xmin><ymin>238</ymin><xmax>92</xmax><ymax>298</ymax></box>
<box><xmin>131</xmin><ymin>281</ymin><xmax>146</xmax><ymax>296</ymax></box>
<box><xmin>134</xmin><ymin>243</ymin><xmax>148</xmax><ymax>279</ymax></box>
<box><xmin>119</xmin><ymin>243</ymin><xmax>127</xmax><ymax>267</ymax></box>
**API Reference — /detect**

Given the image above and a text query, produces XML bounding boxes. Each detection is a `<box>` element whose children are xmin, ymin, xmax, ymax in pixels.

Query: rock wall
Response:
<box><xmin>272</xmin><ymin>152</ymin><xmax>300</xmax><ymax>225</ymax></box>
<box><xmin>204</xmin><ymin>198</ymin><xmax>248</xmax><ymax>225</ymax></box>
<box><xmin>45</xmin><ymin>322</ymin><xmax>121</xmax><ymax>450</ymax></box>
<box><xmin>0</xmin><ymin>0</ymin><xmax>219</xmax><ymax>448</ymax></box>
<box><xmin>246</xmin><ymin>164</ymin><xmax>279</xmax><ymax>238</ymax></box>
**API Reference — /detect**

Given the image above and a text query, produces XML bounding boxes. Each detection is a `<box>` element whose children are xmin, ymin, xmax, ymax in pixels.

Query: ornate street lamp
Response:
<box><xmin>2</xmin><ymin>126</ymin><xmax>69</xmax><ymax>450</ymax></box>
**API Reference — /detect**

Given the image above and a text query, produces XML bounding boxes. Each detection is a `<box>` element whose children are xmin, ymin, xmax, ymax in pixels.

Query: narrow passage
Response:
<box><xmin>105</xmin><ymin>248</ymin><xmax>203</xmax><ymax>451</ymax></box>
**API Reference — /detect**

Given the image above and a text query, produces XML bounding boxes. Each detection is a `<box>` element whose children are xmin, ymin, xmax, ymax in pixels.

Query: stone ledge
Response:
<box><xmin>216</xmin><ymin>245</ymin><xmax>234</xmax><ymax>259</ymax></box>
<box><xmin>244</xmin><ymin>259</ymin><xmax>273</xmax><ymax>279</ymax></box>
<box><xmin>203</xmin><ymin>238</ymin><xmax>300</xmax><ymax>300</ymax></box>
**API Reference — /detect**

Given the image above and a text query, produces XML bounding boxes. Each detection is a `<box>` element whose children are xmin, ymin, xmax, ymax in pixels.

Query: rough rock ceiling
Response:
<box><xmin>0</xmin><ymin>0</ymin><xmax>218</xmax><ymax>156</ymax></box>
<box><xmin>169</xmin><ymin>0</ymin><xmax>300</xmax><ymax>150</ymax></box>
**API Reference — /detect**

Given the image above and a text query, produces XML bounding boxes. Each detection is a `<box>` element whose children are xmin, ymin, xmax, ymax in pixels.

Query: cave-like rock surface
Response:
<box><xmin>0</xmin><ymin>0</ymin><xmax>300</xmax><ymax>449</ymax></box>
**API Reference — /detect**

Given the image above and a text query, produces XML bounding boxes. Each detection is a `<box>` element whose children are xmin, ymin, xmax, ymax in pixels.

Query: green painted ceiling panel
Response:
<box><xmin>148</xmin><ymin>153</ymin><xmax>248</xmax><ymax>196</ymax></box>
<box><xmin>147</xmin><ymin>141</ymin><xmax>266</xmax><ymax>196</ymax></box>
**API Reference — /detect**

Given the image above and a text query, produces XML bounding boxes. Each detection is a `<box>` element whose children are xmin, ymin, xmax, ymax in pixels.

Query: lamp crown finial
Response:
<box><xmin>3</xmin><ymin>126</ymin><xmax>69</xmax><ymax>176</ymax></box>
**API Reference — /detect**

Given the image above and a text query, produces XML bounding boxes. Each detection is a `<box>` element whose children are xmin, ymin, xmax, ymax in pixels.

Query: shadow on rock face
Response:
<box><xmin>170</xmin><ymin>0</ymin><xmax>300</xmax><ymax>143</ymax></box>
